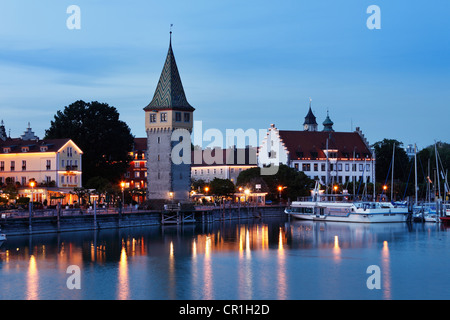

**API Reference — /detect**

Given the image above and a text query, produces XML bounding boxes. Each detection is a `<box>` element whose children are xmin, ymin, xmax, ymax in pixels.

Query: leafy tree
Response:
<box><xmin>209</xmin><ymin>178</ymin><xmax>235</xmax><ymax>197</ymax></box>
<box><xmin>372</xmin><ymin>139</ymin><xmax>410</xmax><ymax>185</ymax></box>
<box><xmin>416</xmin><ymin>142</ymin><xmax>450</xmax><ymax>199</ymax></box>
<box><xmin>45</xmin><ymin>100</ymin><xmax>134</xmax><ymax>187</ymax></box>
<box><xmin>237</xmin><ymin>164</ymin><xmax>314</xmax><ymax>201</ymax></box>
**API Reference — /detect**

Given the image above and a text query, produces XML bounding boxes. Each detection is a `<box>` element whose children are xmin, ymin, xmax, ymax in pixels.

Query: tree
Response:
<box><xmin>237</xmin><ymin>164</ymin><xmax>314</xmax><ymax>201</ymax></box>
<box><xmin>45</xmin><ymin>100</ymin><xmax>135</xmax><ymax>187</ymax></box>
<box><xmin>209</xmin><ymin>178</ymin><xmax>235</xmax><ymax>197</ymax></box>
<box><xmin>372</xmin><ymin>139</ymin><xmax>411</xmax><ymax>185</ymax></box>
<box><xmin>416</xmin><ymin>141</ymin><xmax>450</xmax><ymax>199</ymax></box>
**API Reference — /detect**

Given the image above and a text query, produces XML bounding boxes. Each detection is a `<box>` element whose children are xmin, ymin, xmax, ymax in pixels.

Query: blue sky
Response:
<box><xmin>0</xmin><ymin>0</ymin><xmax>449</xmax><ymax>150</ymax></box>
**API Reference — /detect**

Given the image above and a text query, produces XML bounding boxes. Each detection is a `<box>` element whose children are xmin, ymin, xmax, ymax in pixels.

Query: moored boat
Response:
<box><xmin>285</xmin><ymin>200</ymin><xmax>408</xmax><ymax>223</ymax></box>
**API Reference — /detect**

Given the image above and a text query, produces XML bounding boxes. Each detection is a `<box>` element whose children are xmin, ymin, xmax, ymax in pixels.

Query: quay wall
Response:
<box><xmin>0</xmin><ymin>205</ymin><xmax>286</xmax><ymax>236</ymax></box>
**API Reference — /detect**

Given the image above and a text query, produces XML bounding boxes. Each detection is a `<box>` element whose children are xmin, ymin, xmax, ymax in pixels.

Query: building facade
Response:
<box><xmin>0</xmin><ymin>123</ymin><xmax>83</xmax><ymax>204</ymax></box>
<box><xmin>259</xmin><ymin>105</ymin><xmax>375</xmax><ymax>188</ymax></box>
<box><xmin>143</xmin><ymin>34</ymin><xmax>194</xmax><ymax>201</ymax></box>
<box><xmin>191</xmin><ymin>147</ymin><xmax>258</xmax><ymax>184</ymax></box>
<box><xmin>123</xmin><ymin>137</ymin><xmax>147</xmax><ymax>203</ymax></box>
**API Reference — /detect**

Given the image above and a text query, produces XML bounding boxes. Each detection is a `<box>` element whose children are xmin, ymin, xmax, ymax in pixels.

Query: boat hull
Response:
<box><xmin>288</xmin><ymin>212</ymin><xmax>408</xmax><ymax>223</ymax></box>
<box><xmin>286</xmin><ymin>201</ymin><xmax>409</xmax><ymax>223</ymax></box>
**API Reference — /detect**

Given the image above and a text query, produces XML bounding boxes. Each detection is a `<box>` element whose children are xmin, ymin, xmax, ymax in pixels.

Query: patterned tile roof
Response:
<box><xmin>144</xmin><ymin>37</ymin><xmax>195</xmax><ymax>112</ymax></box>
<box><xmin>279</xmin><ymin>131</ymin><xmax>372</xmax><ymax>160</ymax></box>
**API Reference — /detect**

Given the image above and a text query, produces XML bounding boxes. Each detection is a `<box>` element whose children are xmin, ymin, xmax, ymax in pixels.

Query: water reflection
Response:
<box><xmin>26</xmin><ymin>255</ymin><xmax>38</xmax><ymax>300</ymax></box>
<box><xmin>117</xmin><ymin>245</ymin><xmax>129</xmax><ymax>300</ymax></box>
<box><xmin>0</xmin><ymin>219</ymin><xmax>448</xmax><ymax>299</ymax></box>
<box><xmin>382</xmin><ymin>241</ymin><xmax>391</xmax><ymax>300</ymax></box>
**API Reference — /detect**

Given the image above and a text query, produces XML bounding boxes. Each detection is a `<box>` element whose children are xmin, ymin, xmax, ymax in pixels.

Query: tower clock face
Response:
<box><xmin>305</xmin><ymin>124</ymin><xmax>309</xmax><ymax>130</ymax></box>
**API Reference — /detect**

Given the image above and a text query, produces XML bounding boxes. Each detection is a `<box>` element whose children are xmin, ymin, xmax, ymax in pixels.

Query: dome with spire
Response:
<box><xmin>322</xmin><ymin>111</ymin><xmax>334</xmax><ymax>132</ymax></box>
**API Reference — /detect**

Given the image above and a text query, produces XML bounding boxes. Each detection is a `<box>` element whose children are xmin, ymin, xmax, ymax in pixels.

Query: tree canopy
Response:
<box><xmin>237</xmin><ymin>164</ymin><xmax>315</xmax><ymax>201</ymax></box>
<box><xmin>45</xmin><ymin>100</ymin><xmax>134</xmax><ymax>186</ymax></box>
<box><xmin>372</xmin><ymin>139</ymin><xmax>410</xmax><ymax>184</ymax></box>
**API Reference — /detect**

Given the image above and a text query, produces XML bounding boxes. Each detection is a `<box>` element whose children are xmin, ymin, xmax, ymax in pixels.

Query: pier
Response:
<box><xmin>0</xmin><ymin>203</ymin><xmax>286</xmax><ymax>236</ymax></box>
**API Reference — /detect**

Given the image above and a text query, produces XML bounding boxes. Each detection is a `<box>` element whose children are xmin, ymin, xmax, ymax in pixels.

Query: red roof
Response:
<box><xmin>279</xmin><ymin>131</ymin><xmax>372</xmax><ymax>160</ymax></box>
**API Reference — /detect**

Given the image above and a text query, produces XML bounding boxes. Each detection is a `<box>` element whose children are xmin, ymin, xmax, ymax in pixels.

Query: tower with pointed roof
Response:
<box><xmin>144</xmin><ymin>32</ymin><xmax>194</xmax><ymax>201</ymax></box>
<box><xmin>303</xmin><ymin>99</ymin><xmax>318</xmax><ymax>131</ymax></box>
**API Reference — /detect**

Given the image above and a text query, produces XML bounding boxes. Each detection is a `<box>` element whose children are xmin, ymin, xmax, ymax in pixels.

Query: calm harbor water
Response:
<box><xmin>0</xmin><ymin>216</ymin><xmax>449</xmax><ymax>300</ymax></box>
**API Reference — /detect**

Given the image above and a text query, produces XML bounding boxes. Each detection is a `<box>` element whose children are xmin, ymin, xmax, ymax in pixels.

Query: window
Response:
<box><xmin>184</xmin><ymin>113</ymin><xmax>190</xmax><ymax>122</ymax></box>
<box><xmin>175</xmin><ymin>112</ymin><xmax>181</xmax><ymax>122</ymax></box>
<box><xmin>10</xmin><ymin>161</ymin><xmax>15</xmax><ymax>171</ymax></box>
<box><xmin>321</xmin><ymin>164</ymin><xmax>326</xmax><ymax>171</ymax></box>
<box><xmin>0</xmin><ymin>161</ymin><xmax>4</xmax><ymax>171</ymax></box>
<box><xmin>40</xmin><ymin>146</ymin><xmax>48</xmax><ymax>152</ymax></box>
<box><xmin>134</xmin><ymin>161</ymin><xmax>140</xmax><ymax>168</ymax></box>
<box><xmin>314</xmin><ymin>163</ymin><xmax>318</xmax><ymax>171</ymax></box>
<box><xmin>21</xmin><ymin>177</ymin><xmax>27</xmax><ymax>186</ymax></box>
<box><xmin>302</xmin><ymin>163</ymin><xmax>311</xmax><ymax>171</ymax></box>
<box><xmin>160</xmin><ymin>112</ymin><xmax>168</xmax><ymax>122</ymax></box>
<box><xmin>359</xmin><ymin>164</ymin><xmax>364</xmax><ymax>171</ymax></box>
<box><xmin>22</xmin><ymin>147</ymin><xmax>28</xmax><ymax>152</ymax></box>
<box><xmin>135</xmin><ymin>172</ymin><xmax>140</xmax><ymax>178</ymax></box>
<box><xmin>150</xmin><ymin>113</ymin><xmax>157</xmax><ymax>123</ymax></box>
<box><xmin>294</xmin><ymin>163</ymin><xmax>299</xmax><ymax>170</ymax></box>
<box><xmin>68</xmin><ymin>147</ymin><xmax>73</xmax><ymax>157</ymax></box>
<box><xmin>157</xmin><ymin>136</ymin><xmax>161</xmax><ymax>144</ymax></box>
<box><xmin>366</xmin><ymin>164</ymin><xmax>370</xmax><ymax>171</ymax></box>
<box><xmin>46</xmin><ymin>160</ymin><xmax>51</xmax><ymax>170</ymax></box>
<box><xmin>22</xmin><ymin>160</ymin><xmax>26</xmax><ymax>171</ymax></box>
<box><xmin>345</xmin><ymin>164</ymin><xmax>350</xmax><ymax>171</ymax></box>
<box><xmin>61</xmin><ymin>176</ymin><xmax>65</xmax><ymax>183</ymax></box>
<box><xmin>338</xmin><ymin>164</ymin><xmax>342</xmax><ymax>171</ymax></box>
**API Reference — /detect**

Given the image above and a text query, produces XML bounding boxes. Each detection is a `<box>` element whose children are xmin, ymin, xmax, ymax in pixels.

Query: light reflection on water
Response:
<box><xmin>0</xmin><ymin>218</ymin><xmax>449</xmax><ymax>300</ymax></box>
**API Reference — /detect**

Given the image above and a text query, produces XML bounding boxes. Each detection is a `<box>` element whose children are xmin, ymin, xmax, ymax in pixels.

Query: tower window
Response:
<box><xmin>160</xmin><ymin>112</ymin><xmax>168</xmax><ymax>122</ymax></box>
<box><xmin>175</xmin><ymin>112</ymin><xmax>181</xmax><ymax>122</ymax></box>
<box><xmin>184</xmin><ymin>113</ymin><xmax>190</xmax><ymax>122</ymax></box>
<box><xmin>150</xmin><ymin>113</ymin><xmax>157</xmax><ymax>123</ymax></box>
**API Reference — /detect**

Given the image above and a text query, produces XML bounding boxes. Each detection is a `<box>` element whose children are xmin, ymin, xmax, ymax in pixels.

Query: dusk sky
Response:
<box><xmin>0</xmin><ymin>0</ymin><xmax>449</xmax><ymax>151</ymax></box>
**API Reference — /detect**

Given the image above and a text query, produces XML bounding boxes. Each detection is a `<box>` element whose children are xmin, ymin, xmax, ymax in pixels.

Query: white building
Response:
<box><xmin>0</xmin><ymin>123</ymin><xmax>83</xmax><ymax>205</ymax></box>
<box><xmin>258</xmin><ymin>106</ymin><xmax>375</xmax><ymax>188</ymax></box>
<box><xmin>191</xmin><ymin>147</ymin><xmax>258</xmax><ymax>184</ymax></box>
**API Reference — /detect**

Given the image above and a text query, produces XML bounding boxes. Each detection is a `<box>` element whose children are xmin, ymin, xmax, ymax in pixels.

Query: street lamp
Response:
<box><xmin>120</xmin><ymin>181</ymin><xmax>125</xmax><ymax>212</ymax></box>
<box><xmin>204</xmin><ymin>186</ymin><xmax>209</xmax><ymax>194</ymax></box>
<box><xmin>278</xmin><ymin>186</ymin><xmax>283</xmax><ymax>201</ymax></box>
<box><xmin>29</xmin><ymin>180</ymin><xmax>36</xmax><ymax>212</ymax></box>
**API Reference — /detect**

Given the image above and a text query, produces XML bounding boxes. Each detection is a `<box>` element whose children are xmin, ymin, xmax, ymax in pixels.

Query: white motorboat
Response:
<box><xmin>285</xmin><ymin>200</ymin><xmax>409</xmax><ymax>223</ymax></box>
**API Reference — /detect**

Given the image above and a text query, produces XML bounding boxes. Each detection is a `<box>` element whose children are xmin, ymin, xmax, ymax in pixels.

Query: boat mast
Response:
<box><xmin>427</xmin><ymin>158</ymin><xmax>430</xmax><ymax>203</ymax></box>
<box><xmin>414</xmin><ymin>143</ymin><xmax>418</xmax><ymax>206</ymax></box>
<box><xmin>435</xmin><ymin>142</ymin><xmax>441</xmax><ymax>200</ymax></box>
<box><xmin>391</xmin><ymin>143</ymin><xmax>395</xmax><ymax>201</ymax></box>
